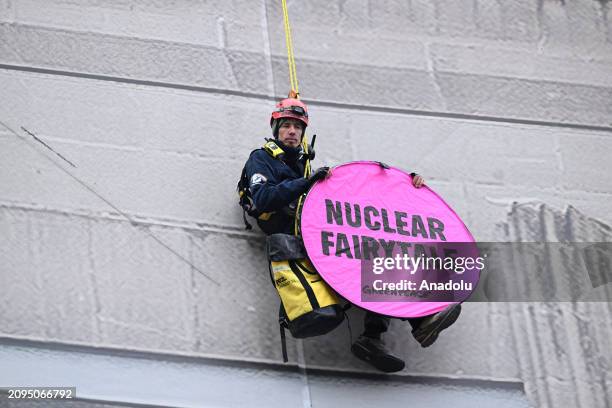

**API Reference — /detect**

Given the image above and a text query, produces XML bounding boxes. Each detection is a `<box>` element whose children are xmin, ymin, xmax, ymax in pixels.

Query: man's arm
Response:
<box><xmin>246</xmin><ymin>151</ymin><xmax>309</xmax><ymax>212</ymax></box>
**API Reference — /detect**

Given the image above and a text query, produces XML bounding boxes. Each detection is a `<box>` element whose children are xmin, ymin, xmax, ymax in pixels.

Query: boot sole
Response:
<box><xmin>351</xmin><ymin>342</ymin><xmax>405</xmax><ymax>373</ymax></box>
<box><xmin>413</xmin><ymin>304</ymin><xmax>461</xmax><ymax>348</ymax></box>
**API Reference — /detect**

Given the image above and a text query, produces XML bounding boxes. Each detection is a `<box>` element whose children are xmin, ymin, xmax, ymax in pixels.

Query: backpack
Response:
<box><xmin>266</xmin><ymin>234</ymin><xmax>347</xmax><ymax>362</ymax></box>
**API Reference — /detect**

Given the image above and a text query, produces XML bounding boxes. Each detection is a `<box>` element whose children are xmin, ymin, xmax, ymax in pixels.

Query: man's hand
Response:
<box><xmin>412</xmin><ymin>174</ymin><xmax>425</xmax><ymax>188</ymax></box>
<box><xmin>307</xmin><ymin>166</ymin><xmax>330</xmax><ymax>187</ymax></box>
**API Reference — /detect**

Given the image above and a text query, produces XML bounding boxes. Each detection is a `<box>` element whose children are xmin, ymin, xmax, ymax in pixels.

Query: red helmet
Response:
<box><xmin>270</xmin><ymin>98</ymin><xmax>309</xmax><ymax>129</ymax></box>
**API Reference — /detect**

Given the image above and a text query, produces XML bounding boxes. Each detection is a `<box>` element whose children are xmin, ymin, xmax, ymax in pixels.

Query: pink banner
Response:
<box><xmin>300</xmin><ymin>161</ymin><xmax>478</xmax><ymax>318</ymax></box>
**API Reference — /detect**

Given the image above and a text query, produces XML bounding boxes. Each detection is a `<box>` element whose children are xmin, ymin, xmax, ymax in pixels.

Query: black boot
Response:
<box><xmin>351</xmin><ymin>335</ymin><xmax>405</xmax><ymax>373</ymax></box>
<box><xmin>412</xmin><ymin>304</ymin><xmax>462</xmax><ymax>348</ymax></box>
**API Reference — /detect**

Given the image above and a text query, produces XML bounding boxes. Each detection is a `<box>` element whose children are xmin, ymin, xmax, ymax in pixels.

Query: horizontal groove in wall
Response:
<box><xmin>1</xmin><ymin>63</ymin><xmax>611</xmax><ymax>134</ymax></box>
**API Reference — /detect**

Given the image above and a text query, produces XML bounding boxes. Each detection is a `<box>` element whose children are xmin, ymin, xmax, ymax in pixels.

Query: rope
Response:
<box><xmin>280</xmin><ymin>1</ymin><xmax>310</xmax><ymax>176</ymax></box>
<box><xmin>281</xmin><ymin>0</ymin><xmax>299</xmax><ymax>95</ymax></box>
<box><xmin>281</xmin><ymin>0</ymin><xmax>311</xmax><ymax>236</ymax></box>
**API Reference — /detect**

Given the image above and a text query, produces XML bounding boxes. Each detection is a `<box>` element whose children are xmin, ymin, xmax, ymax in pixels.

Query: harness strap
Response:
<box><xmin>280</xmin><ymin>324</ymin><xmax>288</xmax><ymax>363</ymax></box>
<box><xmin>242</xmin><ymin>210</ymin><xmax>252</xmax><ymax>230</ymax></box>
<box><xmin>344</xmin><ymin>310</ymin><xmax>353</xmax><ymax>350</ymax></box>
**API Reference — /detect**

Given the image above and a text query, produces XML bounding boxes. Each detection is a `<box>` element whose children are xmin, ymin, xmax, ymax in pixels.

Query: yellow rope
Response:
<box><xmin>280</xmin><ymin>0</ymin><xmax>309</xmax><ymax>174</ymax></box>
<box><xmin>281</xmin><ymin>0</ymin><xmax>299</xmax><ymax>95</ymax></box>
<box><xmin>281</xmin><ymin>1</ymin><xmax>310</xmax><ymax>235</ymax></box>
<box><xmin>280</xmin><ymin>1</ymin><xmax>311</xmax><ymax>239</ymax></box>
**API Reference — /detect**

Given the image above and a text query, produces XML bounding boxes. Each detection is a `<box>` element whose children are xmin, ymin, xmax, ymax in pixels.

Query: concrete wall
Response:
<box><xmin>1</xmin><ymin>1</ymin><xmax>611</xmax><ymax>407</ymax></box>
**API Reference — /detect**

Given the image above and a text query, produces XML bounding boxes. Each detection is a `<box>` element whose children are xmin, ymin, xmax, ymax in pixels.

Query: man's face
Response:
<box><xmin>277</xmin><ymin>119</ymin><xmax>304</xmax><ymax>148</ymax></box>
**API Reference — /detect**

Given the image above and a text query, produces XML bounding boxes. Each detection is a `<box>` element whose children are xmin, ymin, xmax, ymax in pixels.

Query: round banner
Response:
<box><xmin>300</xmin><ymin>161</ymin><xmax>481</xmax><ymax>318</ymax></box>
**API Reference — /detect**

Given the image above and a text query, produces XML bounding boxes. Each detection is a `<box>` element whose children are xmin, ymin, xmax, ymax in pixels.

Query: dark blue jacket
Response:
<box><xmin>245</xmin><ymin>149</ymin><xmax>309</xmax><ymax>234</ymax></box>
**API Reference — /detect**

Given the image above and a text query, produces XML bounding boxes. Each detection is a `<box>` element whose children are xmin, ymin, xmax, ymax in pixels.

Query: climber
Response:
<box><xmin>241</xmin><ymin>96</ymin><xmax>461</xmax><ymax>373</ymax></box>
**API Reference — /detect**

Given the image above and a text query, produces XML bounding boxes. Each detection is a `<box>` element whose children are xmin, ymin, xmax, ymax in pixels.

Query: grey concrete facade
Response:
<box><xmin>1</xmin><ymin>1</ymin><xmax>611</xmax><ymax>407</ymax></box>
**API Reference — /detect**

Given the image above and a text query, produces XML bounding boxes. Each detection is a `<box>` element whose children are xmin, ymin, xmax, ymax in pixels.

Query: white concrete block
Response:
<box><xmin>266</xmin><ymin>25</ymin><xmax>428</xmax><ymax>70</ymax></box>
<box><xmin>10</xmin><ymin>0</ymin><xmax>219</xmax><ymax>47</ymax></box>
<box><xmin>497</xmin><ymin>1</ymin><xmax>539</xmax><ymax>43</ymax></box>
<box><xmin>436</xmin><ymin>71</ymin><xmax>612</xmax><ymax>127</ymax></box>
<box><xmin>190</xmin><ymin>232</ymin><xmax>288</xmax><ymax>361</ymax></box>
<box><xmin>0</xmin><ymin>23</ymin><xmax>239</xmax><ymax>90</ymax></box>
<box><xmin>431</xmin><ymin>42</ymin><xmax>612</xmax><ymax>88</ymax></box>
<box><xmin>90</xmin><ymin>218</ymin><xmax>196</xmax><ymax>350</ymax></box>
<box><xmin>559</xmin><ymin>132</ymin><xmax>612</xmax><ymax>194</ymax></box>
<box><xmin>0</xmin><ymin>208</ymin><xmax>99</xmax><ymax>341</ymax></box>
<box><xmin>0</xmin><ymin>208</ymin><xmax>47</xmax><ymax>338</ymax></box>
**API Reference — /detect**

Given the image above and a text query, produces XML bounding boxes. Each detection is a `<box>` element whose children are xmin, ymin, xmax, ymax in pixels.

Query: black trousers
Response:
<box><xmin>363</xmin><ymin>311</ymin><xmax>427</xmax><ymax>338</ymax></box>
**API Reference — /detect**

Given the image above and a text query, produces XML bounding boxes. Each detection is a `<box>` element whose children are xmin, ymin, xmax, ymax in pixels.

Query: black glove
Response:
<box><xmin>307</xmin><ymin>166</ymin><xmax>330</xmax><ymax>187</ymax></box>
